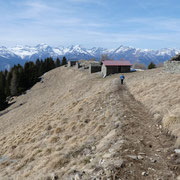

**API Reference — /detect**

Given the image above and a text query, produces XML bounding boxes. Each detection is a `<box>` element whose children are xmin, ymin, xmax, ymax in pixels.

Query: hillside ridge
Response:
<box><xmin>0</xmin><ymin>67</ymin><xmax>179</xmax><ymax>179</ymax></box>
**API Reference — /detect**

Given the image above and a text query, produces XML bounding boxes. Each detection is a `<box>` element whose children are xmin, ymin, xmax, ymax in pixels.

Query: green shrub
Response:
<box><xmin>148</xmin><ymin>62</ymin><xmax>156</xmax><ymax>69</ymax></box>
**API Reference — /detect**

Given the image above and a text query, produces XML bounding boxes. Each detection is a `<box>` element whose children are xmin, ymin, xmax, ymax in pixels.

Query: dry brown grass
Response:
<box><xmin>0</xmin><ymin>66</ymin><xmax>179</xmax><ymax>179</ymax></box>
<box><xmin>0</xmin><ymin>66</ymin><xmax>124</xmax><ymax>179</ymax></box>
<box><xmin>125</xmin><ymin>67</ymin><xmax>180</xmax><ymax>147</ymax></box>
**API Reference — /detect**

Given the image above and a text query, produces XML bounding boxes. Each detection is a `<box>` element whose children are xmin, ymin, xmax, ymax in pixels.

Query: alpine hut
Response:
<box><xmin>102</xmin><ymin>60</ymin><xmax>132</xmax><ymax>77</ymax></box>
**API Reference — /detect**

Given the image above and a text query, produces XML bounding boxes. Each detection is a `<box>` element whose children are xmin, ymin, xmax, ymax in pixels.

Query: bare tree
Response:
<box><xmin>101</xmin><ymin>54</ymin><xmax>110</xmax><ymax>61</ymax></box>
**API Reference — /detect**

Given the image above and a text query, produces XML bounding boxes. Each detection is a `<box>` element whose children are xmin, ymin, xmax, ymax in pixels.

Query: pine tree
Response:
<box><xmin>55</xmin><ymin>57</ymin><xmax>61</xmax><ymax>67</ymax></box>
<box><xmin>0</xmin><ymin>88</ymin><xmax>7</xmax><ymax>110</ymax></box>
<box><xmin>49</xmin><ymin>57</ymin><xmax>55</xmax><ymax>70</ymax></box>
<box><xmin>36</xmin><ymin>59</ymin><xmax>41</xmax><ymax>76</ymax></box>
<box><xmin>62</xmin><ymin>56</ymin><xmax>67</xmax><ymax>65</ymax></box>
<box><xmin>0</xmin><ymin>72</ymin><xmax>6</xmax><ymax>109</ymax></box>
<box><xmin>10</xmin><ymin>70</ymin><xmax>18</xmax><ymax>96</ymax></box>
<box><xmin>36</xmin><ymin>59</ymin><xmax>41</xmax><ymax>67</ymax></box>
<box><xmin>148</xmin><ymin>62</ymin><xmax>156</xmax><ymax>69</ymax></box>
<box><xmin>17</xmin><ymin>64</ymin><xmax>25</xmax><ymax>94</ymax></box>
<box><xmin>1</xmin><ymin>56</ymin><xmax>61</xmax><ymax>111</ymax></box>
<box><xmin>44</xmin><ymin>58</ymin><xmax>49</xmax><ymax>72</ymax></box>
<box><xmin>4</xmin><ymin>71</ymin><xmax>12</xmax><ymax>96</ymax></box>
<box><xmin>0</xmin><ymin>71</ymin><xmax>5</xmax><ymax>94</ymax></box>
<box><xmin>39</xmin><ymin>59</ymin><xmax>45</xmax><ymax>76</ymax></box>
<box><xmin>0</xmin><ymin>71</ymin><xmax>10</xmax><ymax>109</ymax></box>
<box><xmin>170</xmin><ymin>54</ymin><xmax>180</xmax><ymax>61</ymax></box>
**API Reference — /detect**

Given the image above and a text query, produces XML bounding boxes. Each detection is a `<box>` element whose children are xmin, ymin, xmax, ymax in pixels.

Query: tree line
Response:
<box><xmin>0</xmin><ymin>56</ymin><xmax>67</xmax><ymax>111</ymax></box>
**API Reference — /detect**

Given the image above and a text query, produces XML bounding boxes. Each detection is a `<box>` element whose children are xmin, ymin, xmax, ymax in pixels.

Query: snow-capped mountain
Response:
<box><xmin>0</xmin><ymin>43</ymin><xmax>180</xmax><ymax>70</ymax></box>
<box><xmin>0</xmin><ymin>46</ymin><xmax>23</xmax><ymax>71</ymax></box>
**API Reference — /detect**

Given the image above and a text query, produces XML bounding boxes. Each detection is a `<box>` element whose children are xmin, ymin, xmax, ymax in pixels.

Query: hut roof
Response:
<box><xmin>103</xmin><ymin>60</ymin><xmax>132</xmax><ymax>66</ymax></box>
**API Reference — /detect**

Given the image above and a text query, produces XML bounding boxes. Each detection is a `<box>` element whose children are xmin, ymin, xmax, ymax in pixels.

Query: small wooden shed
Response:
<box><xmin>102</xmin><ymin>60</ymin><xmax>132</xmax><ymax>77</ymax></box>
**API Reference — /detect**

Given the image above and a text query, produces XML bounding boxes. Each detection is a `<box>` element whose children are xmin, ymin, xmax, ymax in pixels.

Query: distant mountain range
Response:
<box><xmin>0</xmin><ymin>43</ymin><xmax>179</xmax><ymax>70</ymax></box>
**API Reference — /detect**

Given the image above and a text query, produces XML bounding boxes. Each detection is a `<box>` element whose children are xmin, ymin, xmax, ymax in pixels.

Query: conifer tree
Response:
<box><xmin>4</xmin><ymin>71</ymin><xmax>12</xmax><ymax>96</ymax></box>
<box><xmin>49</xmin><ymin>57</ymin><xmax>55</xmax><ymax>70</ymax></box>
<box><xmin>44</xmin><ymin>58</ymin><xmax>49</xmax><ymax>72</ymax></box>
<box><xmin>62</xmin><ymin>56</ymin><xmax>67</xmax><ymax>65</ymax></box>
<box><xmin>39</xmin><ymin>59</ymin><xmax>45</xmax><ymax>76</ymax></box>
<box><xmin>36</xmin><ymin>59</ymin><xmax>41</xmax><ymax>76</ymax></box>
<box><xmin>17</xmin><ymin>64</ymin><xmax>25</xmax><ymax>94</ymax></box>
<box><xmin>148</xmin><ymin>62</ymin><xmax>156</xmax><ymax>69</ymax></box>
<box><xmin>55</xmin><ymin>57</ymin><xmax>61</xmax><ymax>67</ymax></box>
<box><xmin>0</xmin><ymin>89</ymin><xmax>7</xmax><ymax>110</ymax></box>
<box><xmin>10</xmin><ymin>70</ymin><xmax>18</xmax><ymax>96</ymax></box>
<box><xmin>0</xmin><ymin>56</ymin><xmax>59</xmax><ymax>111</ymax></box>
<box><xmin>0</xmin><ymin>71</ymin><xmax>5</xmax><ymax>94</ymax></box>
<box><xmin>0</xmin><ymin>71</ymin><xmax>7</xmax><ymax>110</ymax></box>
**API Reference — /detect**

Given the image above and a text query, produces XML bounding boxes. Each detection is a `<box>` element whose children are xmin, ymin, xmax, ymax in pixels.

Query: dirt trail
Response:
<box><xmin>0</xmin><ymin>67</ymin><xmax>179</xmax><ymax>179</ymax></box>
<box><xmin>111</xmin><ymin>83</ymin><xmax>179</xmax><ymax>179</ymax></box>
<box><xmin>125</xmin><ymin>68</ymin><xmax>180</xmax><ymax>148</ymax></box>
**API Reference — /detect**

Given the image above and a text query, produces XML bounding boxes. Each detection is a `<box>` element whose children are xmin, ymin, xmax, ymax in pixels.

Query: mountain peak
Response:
<box><xmin>69</xmin><ymin>44</ymin><xmax>82</xmax><ymax>50</ymax></box>
<box><xmin>0</xmin><ymin>46</ymin><xmax>8</xmax><ymax>49</ymax></box>
<box><xmin>0</xmin><ymin>44</ymin><xmax>180</xmax><ymax>70</ymax></box>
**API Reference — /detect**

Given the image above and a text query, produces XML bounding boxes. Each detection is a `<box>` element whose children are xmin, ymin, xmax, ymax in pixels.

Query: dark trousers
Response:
<box><xmin>121</xmin><ymin>79</ymin><xmax>124</xmax><ymax>84</ymax></box>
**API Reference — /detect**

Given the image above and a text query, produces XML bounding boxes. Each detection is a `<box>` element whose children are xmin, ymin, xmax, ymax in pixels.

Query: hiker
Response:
<box><xmin>120</xmin><ymin>74</ymin><xmax>125</xmax><ymax>85</ymax></box>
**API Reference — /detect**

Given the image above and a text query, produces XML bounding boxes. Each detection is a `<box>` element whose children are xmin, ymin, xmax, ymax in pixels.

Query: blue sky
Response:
<box><xmin>0</xmin><ymin>0</ymin><xmax>180</xmax><ymax>49</ymax></box>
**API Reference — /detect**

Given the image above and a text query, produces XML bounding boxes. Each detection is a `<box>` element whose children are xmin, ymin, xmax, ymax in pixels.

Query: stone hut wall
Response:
<box><xmin>164</xmin><ymin>61</ymin><xmax>180</xmax><ymax>73</ymax></box>
<box><xmin>68</xmin><ymin>61</ymin><xmax>77</xmax><ymax>67</ymax></box>
<box><xmin>89</xmin><ymin>64</ymin><xmax>101</xmax><ymax>73</ymax></box>
<box><xmin>101</xmin><ymin>64</ymin><xmax>107</xmax><ymax>77</ymax></box>
<box><xmin>76</xmin><ymin>62</ymin><xmax>81</xmax><ymax>69</ymax></box>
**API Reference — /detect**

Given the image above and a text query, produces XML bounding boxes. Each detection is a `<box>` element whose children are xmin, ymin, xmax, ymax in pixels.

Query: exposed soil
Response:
<box><xmin>125</xmin><ymin>68</ymin><xmax>180</xmax><ymax>148</ymax></box>
<box><xmin>111</xmin><ymin>84</ymin><xmax>179</xmax><ymax>179</ymax></box>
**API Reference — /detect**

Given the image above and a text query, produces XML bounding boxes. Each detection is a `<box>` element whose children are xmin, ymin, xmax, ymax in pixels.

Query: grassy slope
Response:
<box><xmin>0</xmin><ymin>66</ymin><xmax>179</xmax><ymax>179</ymax></box>
<box><xmin>125</xmin><ymin>67</ymin><xmax>180</xmax><ymax>147</ymax></box>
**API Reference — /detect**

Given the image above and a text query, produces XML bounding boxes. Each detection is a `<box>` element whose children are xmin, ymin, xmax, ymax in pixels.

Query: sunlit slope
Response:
<box><xmin>0</xmin><ymin>67</ymin><xmax>122</xmax><ymax>179</ymax></box>
<box><xmin>126</xmin><ymin>68</ymin><xmax>180</xmax><ymax>147</ymax></box>
<box><xmin>0</xmin><ymin>66</ymin><xmax>178</xmax><ymax>179</ymax></box>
